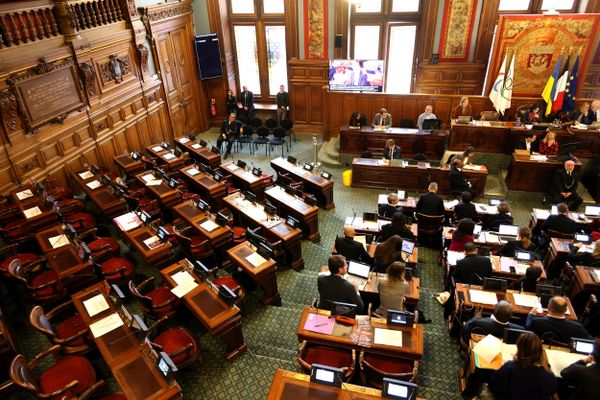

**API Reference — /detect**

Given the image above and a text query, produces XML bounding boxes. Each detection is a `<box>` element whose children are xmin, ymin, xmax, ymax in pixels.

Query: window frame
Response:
<box><xmin>385</xmin><ymin>22</ymin><xmax>419</xmax><ymax>94</ymax></box>
<box><xmin>497</xmin><ymin>0</ymin><xmax>579</xmax><ymax>14</ymax></box>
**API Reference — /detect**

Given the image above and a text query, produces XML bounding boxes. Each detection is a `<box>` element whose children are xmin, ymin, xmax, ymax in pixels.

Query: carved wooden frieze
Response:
<box><xmin>6</xmin><ymin>57</ymin><xmax>86</xmax><ymax>134</ymax></box>
<box><xmin>0</xmin><ymin>90</ymin><xmax>17</xmax><ymax>131</ymax></box>
<box><xmin>78</xmin><ymin>62</ymin><xmax>96</xmax><ymax>99</ymax></box>
<box><xmin>137</xmin><ymin>44</ymin><xmax>149</xmax><ymax>72</ymax></box>
<box><xmin>99</xmin><ymin>54</ymin><xmax>132</xmax><ymax>84</ymax></box>
<box><xmin>145</xmin><ymin>3</ymin><xmax>192</xmax><ymax>22</ymax></box>
<box><xmin>126</xmin><ymin>0</ymin><xmax>138</xmax><ymax>17</ymax></box>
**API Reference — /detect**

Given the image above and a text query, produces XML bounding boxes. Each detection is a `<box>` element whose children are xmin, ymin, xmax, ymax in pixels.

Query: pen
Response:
<box><xmin>314</xmin><ymin>323</ymin><xmax>327</xmax><ymax>327</ymax></box>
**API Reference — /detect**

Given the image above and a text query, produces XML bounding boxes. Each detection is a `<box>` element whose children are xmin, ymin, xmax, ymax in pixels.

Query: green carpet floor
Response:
<box><xmin>3</xmin><ymin>129</ymin><xmax>562</xmax><ymax>399</ymax></box>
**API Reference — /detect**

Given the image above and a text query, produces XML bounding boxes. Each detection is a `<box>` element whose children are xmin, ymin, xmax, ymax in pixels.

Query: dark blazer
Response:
<box><xmin>449</xmin><ymin>165</ymin><xmax>469</xmax><ymax>194</ymax></box>
<box><xmin>560</xmin><ymin>360</ymin><xmax>600</xmax><ymax>400</ymax></box>
<box><xmin>515</xmin><ymin>138</ymin><xmax>538</xmax><ymax>153</ymax></box>
<box><xmin>462</xmin><ymin>317</ymin><xmax>522</xmax><ymax>343</ymax></box>
<box><xmin>490</xmin><ymin>361</ymin><xmax>557</xmax><ymax>400</ymax></box>
<box><xmin>317</xmin><ymin>274</ymin><xmax>364</xmax><ymax>313</ymax></box>
<box><xmin>454</xmin><ymin>202</ymin><xmax>477</xmax><ymax>220</ymax></box>
<box><xmin>498</xmin><ymin>240</ymin><xmax>537</xmax><ymax>258</ymax></box>
<box><xmin>378</xmin><ymin>204</ymin><xmax>402</xmax><ymax>219</ymax></box>
<box><xmin>334</xmin><ymin>236</ymin><xmax>373</xmax><ymax>264</ymax></box>
<box><xmin>482</xmin><ymin>213</ymin><xmax>514</xmax><ymax>232</ymax></box>
<box><xmin>453</xmin><ymin>254</ymin><xmax>492</xmax><ymax>285</ymax></box>
<box><xmin>384</xmin><ymin>145</ymin><xmax>401</xmax><ymax>160</ymax></box>
<box><xmin>276</xmin><ymin>91</ymin><xmax>289</xmax><ymax>109</ymax></box>
<box><xmin>220</xmin><ymin>119</ymin><xmax>243</xmax><ymax>140</ymax></box>
<box><xmin>416</xmin><ymin>192</ymin><xmax>445</xmax><ymax>216</ymax></box>
<box><xmin>525</xmin><ymin>314</ymin><xmax>592</xmax><ymax>344</ymax></box>
<box><xmin>380</xmin><ymin>224</ymin><xmax>415</xmax><ymax>242</ymax></box>
<box><xmin>551</xmin><ymin>169</ymin><xmax>578</xmax><ymax>196</ymax></box>
<box><xmin>239</xmin><ymin>90</ymin><xmax>254</xmax><ymax>110</ymax></box>
<box><xmin>540</xmin><ymin>214</ymin><xmax>577</xmax><ymax>235</ymax></box>
<box><xmin>569</xmin><ymin>109</ymin><xmax>594</xmax><ymax>125</ymax></box>
<box><xmin>349</xmin><ymin>115</ymin><xmax>367</xmax><ymax>127</ymax></box>
<box><xmin>587</xmin><ymin>109</ymin><xmax>598</xmax><ymax>122</ymax></box>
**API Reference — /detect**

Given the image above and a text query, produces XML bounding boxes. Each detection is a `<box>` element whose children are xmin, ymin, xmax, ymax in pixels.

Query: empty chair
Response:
<box><xmin>129</xmin><ymin>277</ymin><xmax>179</xmax><ymax>320</ymax></box>
<box><xmin>10</xmin><ymin>345</ymin><xmax>98</xmax><ymax>399</ymax></box>
<box><xmin>359</xmin><ymin>351</ymin><xmax>419</xmax><ymax>389</ymax></box>
<box><xmin>173</xmin><ymin>226</ymin><xmax>217</xmax><ymax>268</ymax></box>
<box><xmin>78</xmin><ymin>229</ymin><xmax>120</xmax><ymax>263</ymax></box>
<box><xmin>0</xmin><ymin>218</ymin><xmax>33</xmax><ymax>243</ymax></box>
<box><xmin>253</xmin><ymin>127</ymin><xmax>270</xmax><ymax>156</ymax></box>
<box><xmin>234</xmin><ymin>125</ymin><xmax>254</xmax><ymax>154</ymax></box>
<box><xmin>297</xmin><ymin>340</ymin><xmax>356</xmax><ymax>382</ymax></box>
<box><xmin>55</xmin><ymin>199</ymin><xmax>86</xmax><ymax>216</ymax></box>
<box><xmin>416</xmin><ymin>213</ymin><xmax>444</xmax><ymax>249</ymax></box>
<box><xmin>94</xmin><ymin>257</ymin><xmax>135</xmax><ymax>287</ymax></box>
<box><xmin>480</xmin><ymin>111</ymin><xmax>499</xmax><ymax>121</ymax></box>
<box><xmin>269</xmin><ymin>127</ymin><xmax>288</xmax><ymax>157</ymax></box>
<box><xmin>248</xmin><ymin>117</ymin><xmax>262</xmax><ymax>131</ymax></box>
<box><xmin>62</xmin><ymin>212</ymin><xmax>96</xmax><ymax>232</ymax></box>
<box><xmin>265</xmin><ymin>118</ymin><xmax>277</xmax><ymax>133</ymax></box>
<box><xmin>280</xmin><ymin>119</ymin><xmax>296</xmax><ymax>145</ymax></box>
<box><xmin>0</xmin><ymin>243</ymin><xmax>45</xmax><ymax>279</ymax></box>
<box><xmin>30</xmin><ymin>302</ymin><xmax>94</xmax><ymax>355</ymax></box>
<box><xmin>399</xmin><ymin>118</ymin><xmax>413</xmax><ymax>128</ymax></box>
<box><xmin>145</xmin><ymin>315</ymin><xmax>200</xmax><ymax>370</ymax></box>
<box><xmin>8</xmin><ymin>259</ymin><xmax>68</xmax><ymax>304</ymax></box>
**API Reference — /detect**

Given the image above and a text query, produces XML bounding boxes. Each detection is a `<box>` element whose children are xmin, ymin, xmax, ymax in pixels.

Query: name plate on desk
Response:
<box><xmin>245</xmin><ymin>253</ymin><xmax>267</xmax><ymax>268</ymax></box>
<box><xmin>16</xmin><ymin>189</ymin><xmax>34</xmax><ymax>200</ymax></box>
<box><xmin>49</xmin><ymin>234</ymin><xmax>70</xmax><ymax>249</ymax></box>
<box><xmin>79</xmin><ymin>171</ymin><xmax>94</xmax><ymax>180</ymax></box>
<box><xmin>89</xmin><ymin>313</ymin><xmax>124</xmax><ymax>338</ymax></box>
<box><xmin>23</xmin><ymin>206</ymin><xmax>42</xmax><ymax>219</ymax></box>
<box><xmin>373</xmin><ymin>328</ymin><xmax>403</xmax><ymax>347</ymax></box>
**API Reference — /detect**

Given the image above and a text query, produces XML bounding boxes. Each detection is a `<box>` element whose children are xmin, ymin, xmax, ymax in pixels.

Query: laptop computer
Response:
<box><xmin>584</xmin><ymin>205</ymin><xmax>600</xmax><ymax>217</ymax></box>
<box><xmin>497</xmin><ymin>224</ymin><xmax>519</xmax><ymax>240</ymax></box>
<box><xmin>473</xmin><ymin>224</ymin><xmax>482</xmax><ymax>238</ymax></box>
<box><xmin>515</xmin><ymin>250</ymin><xmax>535</xmax><ymax>262</ymax></box>
<box><xmin>345</xmin><ymin>260</ymin><xmax>371</xmax><ymax>289</ymax></box>
<box><xmin>400</xmin><ymin>240</ymin><xmax>415</xmax><ymax>262</ymax></box>
<box><xmin>575</xmin><ymin>233</ymin><xmax>592</xmax><ymax>244</ymax></box>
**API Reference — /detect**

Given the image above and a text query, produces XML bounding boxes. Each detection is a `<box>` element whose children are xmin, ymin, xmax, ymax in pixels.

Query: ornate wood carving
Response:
<box><xmin>145</xmin><ymin>3</ymin><xmax>192</xmax><ymax>23</ymax></box>
<box><xmin>78</xmin><ymin>62</ymin><xmax>96</xmax><ymax>99</ymax></box>
<box><xmin>0</xmin><ymin>90</ymin><xmax>17</xmax><ymax>132</ymax></box>
<box><xmin>99</xmin><ymin>54</ymin><xmax>131</xmax><ymax>84</ymax></box>
<box><xmin>137</xmin><ymin>44</ymin><xmax>149</xmax><ymax>72</ymax></box>
<box><xmin>126</xmin><ymin>0</ymin><xmax>138</xmax><ymax>17</ymax></box>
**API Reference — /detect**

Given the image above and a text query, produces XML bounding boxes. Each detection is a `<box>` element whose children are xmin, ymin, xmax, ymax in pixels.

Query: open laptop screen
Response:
<box><xmin>498</xmin><ymin>224</ymin><xmax>518</xmax><ymax>236</ymax></box>
<box><xmin>401</xmin><ymin>240</ymin><xmax>415</xmax><ymax>255</ymax></box>
<box><xmin>585</xmin><ymin>205</ymin><xmax>600</xmax><ymax>216</ymax></box>
<box><xmin>347</xmin><ymin>261</ymin><xmax>371</xmax><ymax>279</ymax></box>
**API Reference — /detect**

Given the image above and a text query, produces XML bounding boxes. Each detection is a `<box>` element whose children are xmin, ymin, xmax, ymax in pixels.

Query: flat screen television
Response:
<box><xmin>328</xmin><ymin>59</ymin><xmax>384</xmax><ymax>93</ymax></box>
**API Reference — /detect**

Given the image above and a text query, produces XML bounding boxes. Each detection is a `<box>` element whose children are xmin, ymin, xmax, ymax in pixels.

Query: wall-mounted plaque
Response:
<box><xmin>8</xmin><ymin>58</ymin><xmax>86</xmax><ymax>133</ymax></box>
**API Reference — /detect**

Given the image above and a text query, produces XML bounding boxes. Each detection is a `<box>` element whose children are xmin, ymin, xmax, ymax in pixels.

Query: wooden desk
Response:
<box><xmin>121</xmin><ymin>225</ymin><xmax>173</xmax><ymax>267</ymax></box>
<box><xmin>449</xmin><ymin>121</ymin><xmax>525</xmax><ymax>153</ymax></box>
<box><xmin>227</xmin><ymin>241</ymin><xmax>281</xmax><ymax>305</ymax></box>
<box><xmin>339</xmin><ymin>124</ymin><xmax>448</xmax><ymax>159</ymax></box>
<box><xmin>443</xmin><ymin>226</ymin><xmax>505</xmax><ymax>250</ymax></box>
<box><xmin>35</xmin><ymin>225</ymin><xmax>68</xmax><ymax>254</ymax></box>
<box><xmin>571</xmin><ymin>266</ymin><xmax>600</xmax><ymax>312</ymax></box>
<box><xmin>220</xmin><ymin>162</ymin><xmax>268</xmax><ymax>201</ymax></box>
<box><xmin>71</xmin><ymin>169</ymin><xmax>126</xmax><ymax>218</ymax></box>
<box><xmin>265</xmin><ymin>186</ymin><xmax>320</xmax><ymax>241</ymax></box>
<box><xmin>135</xmin><ymin>172</ymin><xmax>181</xmax><ymax>208</ymax></box>
<box><xmin>178</xmin><ymin>165</ymin><xmax>226</xmax><ymax>211</ymax></box>
<box><xmin>146</xmin><ymin>144</ymin><xmax>186</xmax><ymax>171</ymax></box>
<box><xmin>506</xmin><ymin>153</ymin><xmax>582</xmax><ymax>192</ymax></box>
<box><xmin>113</xmin><ymin>154</ymin><xmax>144</xmax><ymax>176</ymax></box>
<box><xmin>72</xmin><ymin>282</ymin><xmax>182</xmax><ymax>399</ymax></box>
<box><xmin>161</xmin><ymin>261</ymin><xmax>246</xmax><ymax>360</ymax></box>
<box><xmin>224</xmin><ymin>192</ymin><xmax>304</xmax><ymax>270</ymax></box>
<box><xmin>297</xmin><ymin>307</ymin><xmax>424</xmax><ymax>360</ymax></box>
<box><xmin>351</xmin><ymin>158</ymin><xmax>488</xmax><ymax>195</ymax></box>
<box><xmin>270</xmin><ymin>157</ymin><xmax>335</xmax><ymax>210</ymax></box>
<box><xmin>544</xmin><ymin>238</ymin><xmax>571</xmax><ymax>278</ymax></box>
<box><xmin>267</xmin><ymin>369</ymin><xmax>385</xmax><ymax>400</ymax></box>
<box><xmin>174</xmin><ymin>136</ymin><xmax>221</xmax><ymax>169</ymax></box>
<box><xmin>14</xmin><ymin>195</ymin><xmax>58</xmax><ymax>232</ymax></box>
<box><xmin>170</xmin><ymin>202</ymin><xmax>232</xmax><ymax>250</ymax></box>
<box><xmin>344</xmin><ymin>217</ymin><xmax>418</xmax><ymax>239</ymax></box>
<box><xmin>528</xmin><ymin>208</ymin><xmax>591</xmax><ymax>233</ymax></box>
<box><xmin>455</xmin><ymin>283</ymin><xmax>577</xmax><ymax>320</ymax></box>
<box><xmin>508</xmin><ymin>127</ymin><xmax>600</xmax><ymax>159</ymax></box>
<box><xmin>395</xmin><ymin>197</ymin><xmax>498</xmax><ymax>219</ymax></box>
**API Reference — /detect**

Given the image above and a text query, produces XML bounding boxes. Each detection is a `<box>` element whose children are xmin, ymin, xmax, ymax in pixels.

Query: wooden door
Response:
<box><xmin>156</xmin><ymin>32</ymin><xmax>186</xmax><ymax>137</ymax></box>
<box><xmin>170</xmin><ymin>26</ymin><xmax>200</xmax><ymax>133</ymax></box>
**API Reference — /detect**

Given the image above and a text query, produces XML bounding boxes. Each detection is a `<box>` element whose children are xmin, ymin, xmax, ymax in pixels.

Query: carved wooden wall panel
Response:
<box><xmin>415</xmin><ymin>63</ymin><xmax>487</xmax><ymax>94</ymax></box>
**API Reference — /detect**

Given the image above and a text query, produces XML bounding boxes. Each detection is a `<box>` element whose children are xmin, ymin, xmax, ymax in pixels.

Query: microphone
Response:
<box><xmin>351</xmin><ymin>208</ymin><xmax>357</xmax><ymax>224</ymax></box>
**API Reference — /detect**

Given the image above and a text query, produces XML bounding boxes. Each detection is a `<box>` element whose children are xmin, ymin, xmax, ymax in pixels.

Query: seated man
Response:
<box><xmin>569</xmin><ymin>102</ymin><xmax>592</xmax><ymax>125</ymax></box>
<box><xmin>549</xmin><ymin>160</ymin><xmax>582</xmax><ymax>211</ymax></box>
<box><xmin>482</xmin><ymin>202</ymin><xmax>513</xmax><ymax>232</ymax></box>
<box><xmin>560</xmin><ymin>337</ymin><xmax>600</xmax><ymax>400</ymax></box>
<box><xmin>540</xmin><ymin>202</ymin><xmax>577</xmax><ymax>236</ymax></box>
<box><xmin>379</xmin><ymin>192</ymin><xmax>402</xmax><ymax>219</ymax></box>
<box><xmin>462</xmin><ymin>300</ymin><xmax>522</xmax><ymax>343</ymax></box>
<box><xmin>515</xmin><ymin>132</ymin><xmax>538</xmax><ymax>154</ymax></box>
<box><xmin>526</xmin><ymin>296</ymin><xmax>592</xmax><ymax>344</ymax></box>
<box><xmin>384</xmin><ymin>139</ymin><xmax>401</xmax><ymax>160</ymax></box>
<box><xmin>349</xmin><ymin>111</ymin><xmax>367</xmax><ymax>127</ymax></box>
<box><xmin>372</xmin><ymin>108</ymin><xmax>392</xmax><ymax>128</ymax></box>
<box><xmin>317</xmin><ymin>255</ymin><xmax>365</xmax><ymax>313</ymax></box>
<box><xmin>454</xmin><ymin>191</ymin><xmax>477</xmax><ymax>221</ymax></box>
<box><xmin>218</xmin><ymin>113</ymin><xmax>243</xmax><ymax>158</ymax></box>
<box><xmin>449</xmin><ymin>158</ymin><xmax>476</xmax><ymax>198</ymax></box>
<box><xmin>334</xmin><ymin>226</ymin><xmax>373</xmax><ymax>264</ymax></box>
<box><xmin>453</xmin><ymin>242</ymin><xmax>492</xmax><ymax>285</ymax></box>
<box><xmin>417</xmin><ymin>105</ymin><xmax>437</xmax><ymax>130</ymax></box>
<box><xmin>416</xmin><ymin>182</ymin><xmax>445</xmax><ymax>216</ymax></box>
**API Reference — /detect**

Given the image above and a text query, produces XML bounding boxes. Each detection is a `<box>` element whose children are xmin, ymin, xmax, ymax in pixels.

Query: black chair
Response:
<box><xmin>253</xmin><ymin>127</ymin><xmax>270</xmax><ymax>156</ymax></box>
<box><xmin>399</xmin><ymin>119</ymin><xmax>413</xmax><ymax>128</ymax></box>
<box><xmin>234</xmin><ymin>124</ymin><xmax>254</xmax><ymax>155</ymax></box>
<box><xmin>269</xmin><ymin>127</ymin><xmax>288</xmax><ymax>157</ymax></box>
<box><xmin>265</xmin><ymin>118</ymin><xmax>277</xmax><ymax>134</ymax></box>
<box><xmin>248</xmin><ymin>117</ymin><xmax>262</xmax><ymax>132</ymax></box>
<box><xmin>280</xmin><ymin>119</ymin><xmax>296</xmax><ymax>146</ymax></box>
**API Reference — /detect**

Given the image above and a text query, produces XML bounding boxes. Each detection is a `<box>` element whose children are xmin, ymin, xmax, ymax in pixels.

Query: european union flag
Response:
<box><xmin>562</xmin><ymin>56</ymin><xmax>579</xmax><ymax>113</ymax></box>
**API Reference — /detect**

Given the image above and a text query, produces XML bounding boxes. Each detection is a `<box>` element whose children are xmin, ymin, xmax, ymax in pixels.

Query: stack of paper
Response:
<box><xmin>515</xmin><ymin>263</ymin><xmax>529</xmax><ymax>274</ymax></box>
<box><xmin>246</xmin><ymin>252</ymin><xmax>268</xmax><ymax>267</ymax></box>
<box><xmin>152</xmin><ymin>145</ymin><xmax>164</xmax><ymax>152</ymax></box>
<box><xmin>178</xmin><ymin>137</ymin><xmax>190</xmax><ymax>144</ymax></box>
<box><xmin>86</xmin><ymin>180</ymin><xmax>101</xmax><ymax>189</ymax></box>
<box><xmin>469</xmin><ymin>289</ymin><xmax>498</xmax><ymax>305</ymax></box>
<box><xmin>303</xmin><ymin>313</ymin><xmax>335</xmax><ymax>335</ymax></box>
<box><xmin>546</xmin><ymin>349</ymin><xmax>587</xmax><ymax>377</ymax></box>
<box><xmin>146</xmin><ymin>179</ymin><xmax>163</xmax><ymax>186</ymax></box>
<box><xmin>445</xmin><ymin>199</ymin><xmax>460</xmax><ymax>209</ymax></box>
<box><xmin>89</xmin><ymin>313</ymin><xmax>124</xmax><ymax>338</ymax></box>
<box><xmin>191</xmin><ymin>143</ymin><xmax>201</xmax><ymax>149</ymax></box>
<box><xmin>16</xmin><ymin>189</ymin><xmax>34</xmax><ymax>200</ymax></box>
<box><xmin>591</xmin><ymin>269</ymin><xmax>600</xmax><ymax>282</ymax></box>
<box><xmin>143</xmin><ymin>236</ymin><xmax>161</xmax><ymax>250</ymax></box>
<box><xmin>113</xmin><ymin>212</ymin><xmax>142</xmax><ymax>232</ymax></box>
<box><xmin>187</xmin><ymin>167</ymin><xmax>200</xmax><ymax>176</ymax></box>
<box><xmin>199</xmin><ymin>219</ymin><xmax>218</xmax><ymax>232</ymax></box>
<box><xmin>49</xmin><ymin>234</ymin><xmax>70</xmax><ymax>249</ymax></box>
<box><xmin>141</xmin><ymin>173</ymin><xmax>155</xmax><ymax>183</ymax></box>
<box><xmin>483</xmin><ymin>232</ymin><xmax>501</xmax><ymax>244</ymax></box>
<box><xmin>499</xmin><ymin>257</ymin><xmax>517</xmax><ymax>273</ymax></box>
<box><xmin>170</xmin><ymin>270</ymin><xmax>198</xmax><ymax>297</ymax></box>
<box><xmin>23</xmin><ymin>206</ymin><xmax>42</xmax><ymax>219</ymax></box>
<box><xmin>78</xmin><ymin>171</ymin><xmax>94</xmax><ymax>180</ymax></box>
<box><xmin>163</xmin><ymin>153</ymin><xmax>176</xmax><ymax>160</ymax></box>
<box><xmin>225</xmin><ymin>164</ymin><xmax>239</xmax><ymax>172</ymax></box>
<box><xmin>534</xmin><ymin>209</ymin><xmax>551</xmax><ymax>220</ymax></box>
<box><xmin>473</xmin><ymin>334</ymin><xmax>502</xmax><ymax>363</ymax></box>
<box><xmin>447</xmin><ymin>250</ymin><xmax>465</xmax><ymax>266</ymax></box>
<box><xmin>373</xmin><ymin>328</ymin><xmax>403</xmax><ymax>347</ymax></box>
<box><xmin>83</xmin><ymin>293</ymin><xmax>110</xmax><ymax>317</ymax></box>
<box><xmin>512</xmin><ymin>293</ymin><xmax>541</xmax><ymax>308</ymax></box>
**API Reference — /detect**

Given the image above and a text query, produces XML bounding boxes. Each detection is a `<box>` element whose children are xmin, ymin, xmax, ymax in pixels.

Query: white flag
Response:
<box><xmin>489</xmin><ymin>54</ymin><xmax>507</xmax><ymax>113</ymax></box>
<box><xmin>498</xmin><ymin>55</ymin><xmax>515</xmax><ymax>115</ymax></box>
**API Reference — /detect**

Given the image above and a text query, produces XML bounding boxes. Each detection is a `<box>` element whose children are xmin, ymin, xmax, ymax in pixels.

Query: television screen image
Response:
<box><xmin>328</xmin><ymin>59</ymin><xmax>384</xmax><ymax>93</ymax></box>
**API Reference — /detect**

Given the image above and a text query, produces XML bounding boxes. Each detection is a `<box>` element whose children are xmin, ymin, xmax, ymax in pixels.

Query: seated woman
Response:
<box><xmin>374</xmin><ymin>235</ymin><xmax>403</xmax><ymax>273</ymax></box>
<box><xmin>482</xmin><ymin>202</ymin><xmax>513</xmax><ymax>232</ymax></box>
<box><xmin>460</xmin><ymin>146</ymin><xmax>477</xmax><ymax>165</ymax></box>
<box><xmin>498</xmin><ymin>226</ymin><xmax>537</xmax><ymax>257</ymax></box>
<box><xmin>449</xmin><ymin>218</ymin><xmax>475</xmax><ymax>251</ymax></box>
<box><xmin>509</xmin><ymin>265</ymin><xmax>543</xmax><ymax>292</ymax></box>
<box><xmin>567</xmin><ymin>239</ymin><xmax>600</xmax><ymax>268</ymax></box>
<box><xmin>377</xmin><ymin>261</ymin><xmax>409</xmax><ymax>317</ymax></box>
<box><xmin>451</xmin><ymin>96</ymin><xmax>472</xmax><ymax>120</ymax></box>
<box><xmin>489</xmin><ymin>332</ymin><xmax>557</xmax><ymax>400</ymax></box>
<box><xmin>384</xmin><ymin>139</ymin><xmax>401</xmax><ymax>160</ymax></box>
<box><xmin>380</xmin><ymin>212</ymin><xmax>415</xmax><ymax>242</ymax></box>
<box><xmin>454</xmin><ymin>191</ymin><xmax>477</xmax><ymax>221</ymax></box>
<box><xmin>538</xmin><ymin>130</ymin><xmax>559</xmax><ymax>155</ymax></box>
<box><xmin>349</xmin><ymin>112</ymin><xmax>367</xmax><ymax>128</ymax></box>
<box><xmin>528</xmin><ymin>104</ymin><xmax>542</xmax><ymax>123</ymax></box>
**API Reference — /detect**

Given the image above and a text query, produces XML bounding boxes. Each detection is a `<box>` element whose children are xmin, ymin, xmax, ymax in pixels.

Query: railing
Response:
<box><xmin>0</xmin><ymin>6</ymin><xmax>59</xmax><ymax>48</ymax></box>
<box><xmin>68</xmin><ymin>0</ymin><xmax>124</xmax><ymax>32</ymax></box>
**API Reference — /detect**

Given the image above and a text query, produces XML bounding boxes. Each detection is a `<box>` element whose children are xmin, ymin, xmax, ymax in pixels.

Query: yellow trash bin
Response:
<box><xmin>342</xmin><ymin>170</ymin><xmax>352</xmax><ymax>186</ymax></box>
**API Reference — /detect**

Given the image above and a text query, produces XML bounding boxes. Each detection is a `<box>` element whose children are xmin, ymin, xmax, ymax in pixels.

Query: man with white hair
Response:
<box><xmin>549</xmin><ymin>160</ymin><xmax>582</xmax><ymax>211</ymax></box>
<box><xmin>589</xmin><ymin>100</ymin><xmax>600</xmax><ymax>122</ymax></box>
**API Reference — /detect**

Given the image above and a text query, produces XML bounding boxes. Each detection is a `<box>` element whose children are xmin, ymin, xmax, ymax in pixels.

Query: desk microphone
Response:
<box><xmin>351</xmin><ymin>208</ymin><xmax>357</xmax><ymax>224</ymax></box>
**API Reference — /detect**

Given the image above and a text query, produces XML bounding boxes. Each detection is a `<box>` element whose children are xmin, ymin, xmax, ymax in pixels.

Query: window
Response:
<box><xmin>350</xmin><ymin>0</ymin><xmax>419</xmax><ymax>93</ymax></box>
<box><xmin>228</xmin><ymin>0</ymin><xmax>288</xmax><ymax>101</ymax></box>
<box><xmin>498</xmin><ymin>0</ymin><xmax>530</xmax><ymax>11</ymax></box>
<box><xmin>497</xmin><ymin>0</ymin><xmax>578</xmax><ymax>13</ymax></box>
<box><xmin>541</xmin><ymin>0</ymin><xmax>575</xmax><ymax>10</ymax></box>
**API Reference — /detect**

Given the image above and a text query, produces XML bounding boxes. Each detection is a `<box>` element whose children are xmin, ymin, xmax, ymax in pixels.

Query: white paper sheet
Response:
<box><xmin>512</xmin><ymin>293</ymin><xmax>541</xmax><ymax>308</ymax></box>
<box><xmin>143</xmin><ymin>236</ymin><xmax>161</xmax><ymax>249</ymax></box>
<box><xmin>83</xmin><ymin>294</ymin><xmax>110</xmax><ymax>318</ymax></box>
<box><xmin>49</xmin><ymin>234</ymin><xmax>70</xmax><ymax>249</ymax></box>
<box><xmin>171</xmin><ymin>280</ymin><xmax>198</xmax><ymax>298</ymax></box>
<box><xmin>187</xmin><ymin>167</ymin><xmax>200</xmax><ymax>176</ymax></box>
<box><xmin>445</xmin><ymin>199</ymin><xmax>460</xmax><ymax>209</ymax></box>
<box><xmin>469</xmin><ymin>289</ymin><xmax>498</xmax><ymax>305</ymax></box>
<box><xmin>246</xmin><ymin>252</ymin><xmax>268</xmax><ymax>267</ymax></box>
<box><xmin>592</xmin><ymin>269</ymin><xmax>600</xmax><ymax>282</ymax></box>
<box><xmin>113</xmin><ymin>212</ymin><xmax>142</xmax><ymax>232</ymax></box>
<box><xmin>373</xmin><ymin>328</ymin><xmax>403</xmax><ymax>347</ymax></box>
<box><xmin>146</xmin><ymin>179</ymin><xmax>163</xmax><ymax>186</ymax></box>
<box><xmin>546</xmin><ymin>349</ymin><xmax>587</xmax><ymax>377</ymax></box>
<box><xmin>152</xmin><ymin>145</ymin><xmax>164</xmax><ymax>152</ymax></box>
<box><xmin>447</xmin><ymin>250</ymin><xmax>465</xmax><ymax>266</ymax></box>
<box><xmin>89</xmin><ymin>313</ymin><xmax>124</xmax><ymax>338</ymax></box>
<box><xmin>78</xmin><ymin>171</ymin><xmax>94</xmax><ymax>180</ymax></box>
<box><xmin>86</xmin><ymin>180</ymin><xmax>101</xmax><ymax>189</ymax></box>
<box><xmin>225</xmin><ymin>164</ymin><xmax>239</xmax><ymax>171</ymax></box>
<box><xmin>473</xmin><ymin>334</ymin><xmax>502</xmax><ymax>363</ymax></box>
<box><xmin>191</xmin><ymin>143</ymin><xmax>201</xmax><ymax>149</ymax></box>
<box><xmin>141</xmin><ymin>173</ymin><xmax>155</xmax><ymax>183</ymax></box>
<box><xmin>16</xmin><ymin>189</ymin><xmax>34</xmax><ymax>200</ymax></box>
<box><xmin>171</xmin><ymin>270</ymin><xmax>196</xmax><ymax>286</ymax></box>
<box><xmin>178</xmin><ymin>137</ymin><xmax>190</xmax><ymax>144</ymax></box>
<box><xmin>23</xmin><ymin>206</ymin><xmax>42</xmax><ymax>219</ymax></box>
<box><xmin>200</xmin><ymin>219</ymin><xmax>218</xmax><ymax>232</ymax></box>
<box><xmin>163</xmin><ymin>153</ymin><xmax>175</xmax><ymax>160</ymax></box>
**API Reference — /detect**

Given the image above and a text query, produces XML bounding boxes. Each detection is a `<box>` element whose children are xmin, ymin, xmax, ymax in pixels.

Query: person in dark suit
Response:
<box><xmin>349</xmin><ymin>112</ymin><xmax>367</xmax><ymax>127</ymax></box>
<box><xmin>560</xmin><ymin>338</ymin><xmax>600</xmax><ymax>400</ymax></box>
<box><xmin>334</xmin><ymin>226</ymin><xmax>373</xmax><ymax>264</ymax></box>
<box><xmin>416</xmin><ymin>182</ymin><xmax>445</xmax><ymax>216</ymax></box>
<box><xmin>498</xmin><ymin>226</ymin><xmax>537</xmax><ymax>257</ymax></box>
<box><xmin>275</xmin><ymin>84</ymin><xmax>289</xmax><ymax>125</ymax></box>
<box><xmin>540</xmin><ymin>202</ymin><xmax>577</xmax><ymax>236</ymax></box>
<box><xmin>489</xmin><ymin>332</ymin><xmax>557</xmax><ymax>400</ymax></box>
<box><xmin>449</xmin><ymin>159</ymin><xmax>476</xmax><ymax>198</ymax></box>
<box><xmin>454</xmin><ymin>191</ymin><xmax>477</xmax><ymax>221</ymax></box>
<box><xmin>462</xmin><ymin>301</ymin><xmax>522</xmax><ymax>343</ymax></box>
<box><xmin>379</xmin><ymin>192</ymin><xmax>403</xmax><ymax>219</ymax></box>
<box><xmin>380</xmin><ymin>212</ymin><xmax>415</xmax><ymax>242</ymax></box>
<box><xmin>569</xmin><ymin>102</ymin><xmax>593</xmax><ymax>125</ymax></box>
<box><xmin>218</xmin><ymin>113</ymin><xmax>243</xmax><ymax>158</ymax></box>
<box><xmin>453</xmin><ymin>242</ymin><xmax>492</xmax><ymax>285</ymax></box>
<box><xmin>549</xmin><ymin>160</ymin><xmax>582</xmax><ymax>211</ymax></box>
<box><xmin>526</xmin><ymin>296</ymin><xmax>592</xmax><ymax>344</ymax></box>
<box><xmin>567</xmin><ymin>239</ymin><xmax>600</xmax><ymax>268</ymax></box>
<box><xmin>482</xmin><ymin>202</ymin><xmax>514</xmax><ymax>231</ymax></box>
<box><xmin>239</xmin><ymin>85</ymin><xmax>254</xmax><ymax>121</ymax></box>
<box><xmin>317</xmin><ymin>255</ymin><xmax>365</xmax><ymax>313</ymax></box>
<box><xmin>384</xmin><ymin>139</ymin><xmax>401</xmax><ymax>160</ymax></box>
<box><xmin>515</xmin><ymin>132</ymin><xmax>538</xmax><ymax>154</ymax></box>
